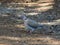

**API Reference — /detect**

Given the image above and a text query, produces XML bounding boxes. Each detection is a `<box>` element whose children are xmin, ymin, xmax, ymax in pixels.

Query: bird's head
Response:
<box><xmin>17</xmin><ymin>15</ymin><xmax>27</xmax><ymax>20</ymax></box>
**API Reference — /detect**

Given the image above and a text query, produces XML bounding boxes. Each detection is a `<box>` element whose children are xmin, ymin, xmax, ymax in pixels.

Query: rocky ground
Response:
<box><xmin>0</xmin><ymin>1</ymin><xmax>60</xmax><ymax>45</ymax></box>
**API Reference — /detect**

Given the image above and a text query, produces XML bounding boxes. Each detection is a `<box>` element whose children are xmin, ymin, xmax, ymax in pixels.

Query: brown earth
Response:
<box><xmin>0</xmin><ymin>0</ymin><xmax>60</xmax><ymax>45</ymax></box>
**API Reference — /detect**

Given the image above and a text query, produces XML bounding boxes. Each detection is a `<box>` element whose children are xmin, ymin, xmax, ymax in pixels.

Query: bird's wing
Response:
<box><xmin>27</xmin><ymin>19</ymin><xmax>39</xmax><ymax>27</ymax></box>
<box><xmin>25</xmin><ymin>24</ymin><xmax>35</xmax><ymax>31</ymax></box>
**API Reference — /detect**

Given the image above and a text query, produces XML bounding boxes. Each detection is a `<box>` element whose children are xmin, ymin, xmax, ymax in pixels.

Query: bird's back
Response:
<box><xmin>26</xmin><ymin>19</ymin><xmax>40</xmax><ymax>27</ymax></box>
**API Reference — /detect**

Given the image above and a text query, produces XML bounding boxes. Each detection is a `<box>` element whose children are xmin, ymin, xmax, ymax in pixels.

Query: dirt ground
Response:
<box><xmin>0</xmin><ymin>0</ymin><xmax>60</xmax><ymax>45</ymax></box>
<box><xmin>0</xmin><ymin>13</ymin><xmax>60</xmax><ymax>45</ymax></box>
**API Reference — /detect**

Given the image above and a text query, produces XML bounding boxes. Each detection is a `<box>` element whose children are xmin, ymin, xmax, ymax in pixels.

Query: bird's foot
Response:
<box><xmin>27</xmin><ymin>30</ymin><xmax>33</xmax><ymax>34</ymax></box>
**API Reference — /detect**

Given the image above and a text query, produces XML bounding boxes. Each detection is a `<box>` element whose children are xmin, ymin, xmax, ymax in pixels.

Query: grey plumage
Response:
<box><xmin>18</xmin><ymin>15</ymin><xmax>43</xmax><ymax>33</ymax></box>
<box><xmin>11</xmin><ymin>15</ymin><xmax>54</xmax><ymax>34</ymax></box>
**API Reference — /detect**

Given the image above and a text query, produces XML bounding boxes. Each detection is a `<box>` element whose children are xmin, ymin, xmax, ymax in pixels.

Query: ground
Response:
<box><xmin>0</xmin><ymin>1</ymin><xmax>60</xmax><ymax>45</ymax></box>
<box><xmin>0</xmin><ymin>13</ymin><xmax>60</xmax><ymax>45</ymax></box>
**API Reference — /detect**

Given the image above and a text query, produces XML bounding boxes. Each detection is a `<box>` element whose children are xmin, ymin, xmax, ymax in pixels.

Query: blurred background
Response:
<box><xmin>0</xmin><ymin>0</ymin><xmax>60</xmax><ymax>45</ymax></box>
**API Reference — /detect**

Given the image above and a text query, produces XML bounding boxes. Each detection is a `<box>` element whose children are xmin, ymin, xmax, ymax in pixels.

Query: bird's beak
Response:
<box><xmin>17</xmin><ymin>17</ymin><xmax>22</xmax><ymax>19</ymax></box>
<box><xmin>16</xmin><ymin>15</ymin><xmax>22</xmax><ymax>19</ymax></box>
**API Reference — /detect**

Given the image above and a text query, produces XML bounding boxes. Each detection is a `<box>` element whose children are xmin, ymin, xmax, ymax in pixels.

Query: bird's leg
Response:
<box><xmin>27</xmin><ymin>30</ymin><xmax>34</xmax><ymax>34</ymax></box>
<box><xmin>29</xmin><ymin>29</ymin><xmax>35</xmax><ymax>34</ymax></box>
<box><xmin>27</xmin><ymin>30</ymin><xmax>32</xmax><ymax>33</ymax></box>
<box><xmin>29</xmin><ymin>30</ymin><xmax>33</xmax><ymax>33</ymax></box>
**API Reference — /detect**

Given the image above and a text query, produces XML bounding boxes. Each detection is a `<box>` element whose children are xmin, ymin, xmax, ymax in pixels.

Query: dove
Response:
<box><xmin>18</xmin><ymin>15</ymin><xmax>43</xmax><ymax>33</ymax></box>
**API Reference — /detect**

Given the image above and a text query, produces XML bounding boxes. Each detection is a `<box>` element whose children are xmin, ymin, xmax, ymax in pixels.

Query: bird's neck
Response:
<box><xmin>23</xmin><ymin>16</ymin><xmax>27</xmax><ymax>20</ymax></box>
